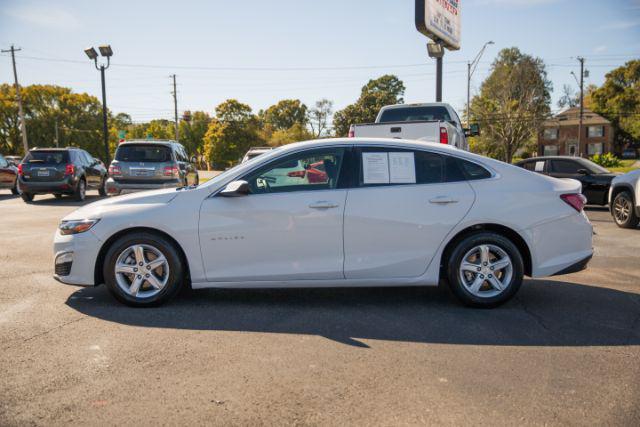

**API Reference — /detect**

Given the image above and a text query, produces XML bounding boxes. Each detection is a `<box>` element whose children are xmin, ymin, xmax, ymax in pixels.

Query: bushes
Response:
<box><xmin>590</xmin><ymin>153</ymin><xmax>621</xmax><ymax>168</ymax></box>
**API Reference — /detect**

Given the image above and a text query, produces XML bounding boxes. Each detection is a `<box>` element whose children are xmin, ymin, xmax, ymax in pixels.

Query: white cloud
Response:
<box><xmin>600</xmin><ymin>21</ymin><xmax>640</xmax><ymax>30</ymax></box>
<box><xmin>4</xmin><ymin>3</ymin><xmax>81</xmax><ymax>30</ymax></box>
<box><xmin>593</xmin><ymin>45</ymin><xmax>608</xmax><ymax>54</ymax></box>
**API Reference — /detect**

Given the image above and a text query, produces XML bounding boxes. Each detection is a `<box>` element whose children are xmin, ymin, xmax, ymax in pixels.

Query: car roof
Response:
<box><xmin>119</xmin><ymin>140</ymin><xmax>178</xmax><ymax>147</ymax></box>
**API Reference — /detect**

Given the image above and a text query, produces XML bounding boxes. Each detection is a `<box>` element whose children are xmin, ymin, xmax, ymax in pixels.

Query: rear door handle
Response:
<box><xmin>429</xmin><ymin>196</ymin><xmax>459</xmax><ymax>205</ymax></box>
<box><xmin>309</xmin><ymin>201</ymin><xmax>339</xmax><ymax>209</ymax></box>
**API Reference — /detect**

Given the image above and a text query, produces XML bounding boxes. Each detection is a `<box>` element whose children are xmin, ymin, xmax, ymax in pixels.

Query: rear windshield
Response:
<box><xmin>115</xmin><ymin>144</ymin><xmax>172</xmax><ymax>162</ymax></box>
<box><xmin>378</xmin><ymin>106</ymin><xmax>452</xmax><ymax>123</ymax></box>
<box><xmin>24</xmin><ymin>151</ymin><xmax>69</xmax><ymax>164</ymax></box>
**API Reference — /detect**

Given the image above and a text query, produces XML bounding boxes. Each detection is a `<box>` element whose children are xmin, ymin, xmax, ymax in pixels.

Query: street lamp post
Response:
<box><xmin>84</xmin><ymin>45</ymin><xmax>113</xmax><ymax>164</ymax></box>
<box><xmin>466</xmin><ymin>41</ymin><xmax>494</xmax><ymax>127</ymax></box>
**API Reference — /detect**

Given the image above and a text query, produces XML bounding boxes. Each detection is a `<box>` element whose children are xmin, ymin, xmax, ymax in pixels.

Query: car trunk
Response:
<box><xmin>22</xmin><ymin>151</ymin><xmax>69</xmax><ymax>182</ymax></box>
<box><xmin>112</xmin><ymin>144</ymin><xmax>174</xmax><ymax>182</ymax></box>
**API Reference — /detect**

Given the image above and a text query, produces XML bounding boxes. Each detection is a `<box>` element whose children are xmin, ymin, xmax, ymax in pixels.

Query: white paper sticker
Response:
<box><xmin>535</xmin><ymin>161</ymin><xmax>545</xmax><ymax>172</ymax></box>
<box><xmin>389</xmin><ymin>152</ymin><xmax>416</xmax><ymax>184</ymax></box>
<box><xmin>362</xmin><ymin>152</ymin><xmax>389</xmax><ymax>184</ymax></box>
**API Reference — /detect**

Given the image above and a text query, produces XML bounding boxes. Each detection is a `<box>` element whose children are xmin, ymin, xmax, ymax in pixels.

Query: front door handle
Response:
<box><xmin>429</xmin><ymin>196</ymin><xmax>459</xmax><ymax>205</ymax></box>
<box><xmin>309</xmin><ymin>201</ymin><xmax>339</xmax><ymax>209</ymax></box>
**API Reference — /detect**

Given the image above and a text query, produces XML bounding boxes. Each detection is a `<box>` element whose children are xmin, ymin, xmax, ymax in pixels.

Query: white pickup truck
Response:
<box><xmin>348</xmin><ymin>103</ymin><xmax>478</xmax><ymax>150</ymax></box>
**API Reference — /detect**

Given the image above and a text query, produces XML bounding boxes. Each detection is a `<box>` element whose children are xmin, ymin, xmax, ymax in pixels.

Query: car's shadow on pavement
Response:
<box><xmin>26</xmin><ymin>194</ymin><xmax>104</xmax><ymax>206</ymax></box>
<box><xmin>66</xmin><ymin>279</ymin><xmax>640</xmax><ymax>348</ymax></box>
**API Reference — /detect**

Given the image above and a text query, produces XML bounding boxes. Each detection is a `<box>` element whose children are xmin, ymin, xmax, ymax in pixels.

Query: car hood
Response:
<box><xmin>63</xmin><ymin>188</ymin><xmax>179</xmax><ymax>221</ymax></box>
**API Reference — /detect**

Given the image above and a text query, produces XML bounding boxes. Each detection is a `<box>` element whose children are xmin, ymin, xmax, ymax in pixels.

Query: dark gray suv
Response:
<box><xmin>106</xmin><ymin>140</ymin><xmax>199</xmax><ymax>195</ymax></box>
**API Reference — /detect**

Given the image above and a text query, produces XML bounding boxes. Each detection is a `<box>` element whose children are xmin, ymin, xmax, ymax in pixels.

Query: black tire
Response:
<box><xmin>446</xmin><ymin>232</ymin><xmax>524</xmax><ymax>308</ymax></box>
<box><xmin>11</xmin><ymin>181</ymin><xmax>19</xmax><ymax>195</ymax></box>
<box><xmin>53</xmin><ymin>193</ymin><xmax>63</xmax><ymax>199</ymax></box>
<box><xmin>98</xmin><ymin>176</ymin><xmax>107</xmax><ymax>197</ymax></box>
<box><xmin>21</xmin><ymin>192</ymin><xmax>34</xmax><ymax>202</ymax></box>
<box><xmin>74</xmin><ymin>178</ymin><xmax>86</xmax><ymax>201</ymax></box>
<box><xmin>103</xmin><ymin>232</ymin><xmax>184</xmax><ymax>307</ymax></box>
<box><xmin>611</xmin><ymin>191</ymin><xmax>639</xmax><ymax>229</ymax></box>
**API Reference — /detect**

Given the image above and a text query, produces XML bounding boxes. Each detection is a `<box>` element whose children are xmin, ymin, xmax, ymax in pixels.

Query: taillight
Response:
<box><xmin>163</xmin><ymin>165</ymin><xmax>179</xmax><ymax>177</ymax></box>
<box><xmin>109</xmin><ymin>165</ymin><xmax>122</xmax><ymax>176</ymax></box>
<box><xmin>348</xmin><ymin>125</ymin><xmax>355</xmax><ymax>138</ymax></box>
<box><xmin>560</xmin><ymin>193</ymin><xmax>587</xmax><ymax>212</ymax></box>
<box><xmin>64</xmin><ymin>164</ymin><xmax>75</xmax><ymax>176</ymax></box>
<box><xmin>439</xmin><ymin>127</ymin><xmax>449</xmax><ymax>145</ymax></box>
<box><xmin>17</xmin><ymin>164</ymin><xmax>23</xmax><ymax>176</ymax></box>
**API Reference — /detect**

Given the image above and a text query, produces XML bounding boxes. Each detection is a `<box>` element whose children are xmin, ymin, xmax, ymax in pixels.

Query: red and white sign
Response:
<box><xmin>415</xmin><ymin>0</ymin><xmax>461</xmax><ymax>51</ymax></box>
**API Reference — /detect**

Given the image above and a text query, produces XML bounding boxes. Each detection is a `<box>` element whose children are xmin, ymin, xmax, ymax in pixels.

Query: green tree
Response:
<box><xmin>260</xmin><ymin>99</ymin><xmax>308</xmax><ymax>131</ymax></box>
<box><xmin>470</xmin><ymin>48</ymin><xmax>552</xmax><ymax>162</ymax></box>
<box><xmin>332</xmin><ymin>75</ymin><xmax>405</xmax><ymax>136</ymax></box>
<box><xmin>179</xmin><ymin>110</ymin><xmax>211</xmax><ymax>162</ymax></box>
<box><xmin>590</xmin><ymin>60</ymin><xmax>640</xmax><ymax>149</ymax></box>
<box><xmin>203</xmin><ymin>100</ymin><xmax>263</xmax><ymax>169</ymax></box>
<box><xmin>308</xmin><ymin>98</ymin><xmax>333</xmax><ymax>138</ymax></box>
<box><xmin>268</xmin><ymin>123</ymin><xmax>314</xmax><ymax>147</ymax></box>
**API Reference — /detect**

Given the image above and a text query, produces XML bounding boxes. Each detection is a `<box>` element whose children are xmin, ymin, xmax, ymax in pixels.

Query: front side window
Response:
<box><xmin>551</xmin><ymin>160</ymin><xmax>580</xmax><ymax>174</ymax></box>
<box><xmin>243</xmin><ymin>148</ymin><xmax>345</xmax><ymax>194</ymax></box>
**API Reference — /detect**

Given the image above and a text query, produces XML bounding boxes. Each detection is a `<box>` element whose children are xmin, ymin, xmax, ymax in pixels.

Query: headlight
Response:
<box><xmin>59</xmin><ymin>219</ymin><xmax>100</xmax><ymax>235</ymax></box>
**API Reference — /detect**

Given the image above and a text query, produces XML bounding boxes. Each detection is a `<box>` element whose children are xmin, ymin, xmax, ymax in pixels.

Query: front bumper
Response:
<box><xmin>53</xmin><ymin>229</ymin><xmax>102</xmax><ymax>286</ymax></box>
<box><xmin>106</xmin><ymin>177</ymin><xmax>181</xmax><ymax>194</ymax></box>
<box><xmin>19</xmin><ymin>176</ymin><xmax>77</xmax><ymax>194</ymax></box>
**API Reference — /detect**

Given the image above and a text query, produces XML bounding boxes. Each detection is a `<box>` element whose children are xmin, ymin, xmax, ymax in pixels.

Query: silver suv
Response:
<box><xmin>106</xmin><ymin>140</ymin><xmax>198</xmax><ymax>195</ymax></box>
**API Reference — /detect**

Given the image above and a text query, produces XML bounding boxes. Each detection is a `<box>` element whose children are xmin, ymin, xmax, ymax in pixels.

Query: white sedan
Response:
<box><xmin>54</xmin><ymin>138</ymin><xmax>593</xmax><ymax>308</ymax></box>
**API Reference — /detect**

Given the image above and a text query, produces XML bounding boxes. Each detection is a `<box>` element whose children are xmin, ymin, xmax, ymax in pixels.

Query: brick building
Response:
<box><xmin>538</xmin><ymin>107</ymin><xmax>614</xmax><ymax>158</ymax></box>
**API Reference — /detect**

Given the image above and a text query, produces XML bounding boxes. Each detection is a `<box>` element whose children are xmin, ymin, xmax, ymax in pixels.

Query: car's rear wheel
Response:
<box><xmin>612</xmin><ymin>191</ymin><xmax>639</xmax><ymax>229</ymax></box>
<box><xmin>98</xmin><ymin>176</ymin><xmax>107</xmax><ymax>196</ymax></box>
<box><xmin>21</xmin><ymin>192</ymin><xmax>34</xmax><ymax>202</ymax></box>
<box><xmin>103</xmin><ymin>232</ymin><xmax>184</xmax><ymax>307</ymax></box>
<box><xmin>11</xmin><ymin>180</ymin><xmax>21</xmax><ymax>195</ymax></box>
<box><xmin>74</xmin><ymin>178</ymin><xmax>86</xmax><ymax>201</ymax></box>
<box><xmin>53</xmin><ymin>193</ymin><xmax>63</xmax><ymax>199</ymax></box>
<box><xmin>446</xmin><ymin>232</ymin><xmax>524</xmax><ymax>308</ymax></box>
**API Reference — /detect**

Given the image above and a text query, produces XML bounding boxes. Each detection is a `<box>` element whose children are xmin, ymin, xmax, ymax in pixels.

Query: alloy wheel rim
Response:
<box><xmin>459</xmin><ymin>244</ymin><xmax>513</xmax><ymax>298</ymax></box>
<box><xmin>613</xmin><ymin>197</ymin><xmax>630</xmax><ymax>223</ymax></box>
<box><xmin>115</xmin><ymin>244</ymin><xmax>170</xmax><ymax>298</ymax></box>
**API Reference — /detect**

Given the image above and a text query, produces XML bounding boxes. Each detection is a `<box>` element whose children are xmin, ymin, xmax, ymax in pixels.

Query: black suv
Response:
<box><xmin>18</xmin><ymin>147</ymin><xmax>108</xmax><ymax>202</ymax></box>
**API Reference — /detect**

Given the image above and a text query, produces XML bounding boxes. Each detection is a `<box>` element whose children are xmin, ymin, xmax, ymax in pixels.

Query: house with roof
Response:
<box><xmin>538</xmin><ymin>107</ymin><xmax>614</xmax><ymax>158</ymax></box>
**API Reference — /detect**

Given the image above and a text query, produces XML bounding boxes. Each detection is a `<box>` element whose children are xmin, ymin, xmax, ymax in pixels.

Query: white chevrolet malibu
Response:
<box><xmin>54</xmin><ymin>138</ymin><xmax>593</xmax><ymax>308</ymax></box>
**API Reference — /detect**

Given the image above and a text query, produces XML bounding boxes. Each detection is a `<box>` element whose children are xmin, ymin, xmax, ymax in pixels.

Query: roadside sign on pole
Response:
<box><xmin>415</xmin><ymin>0</ymin><xmax>461</xmax><ymax>50</ymax></box>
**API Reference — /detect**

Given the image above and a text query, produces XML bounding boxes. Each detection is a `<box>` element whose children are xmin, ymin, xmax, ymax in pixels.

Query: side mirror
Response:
<box><xmin>577</xmin><ymin>169</ymin><xmax>590</xmax><ymax>175</ymax></box>
<box><xmin>464</xmin><ymin>123</ymin><xmax>481</xmax><ymax>137</ymax></box>
<box><xmin>219</xmin><ymin>180</ymin><xmax>250</xmax><ymax>197</ymax></box>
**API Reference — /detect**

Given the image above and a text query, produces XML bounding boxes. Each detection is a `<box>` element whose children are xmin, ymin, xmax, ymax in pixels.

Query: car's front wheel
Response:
<box><xmin>446</xmin><ymin>232</ymin><xmax>524</xmax><ymax>308</ymax></box>
<box><xmin>103</xmin><ymin>232</ymin><xmax>184</xmax><ymax>307</ymax></box>
<box><xmin>612</xmin><ymin>191</ymin><xmax>639</xmax><ymax>229</ymax></box>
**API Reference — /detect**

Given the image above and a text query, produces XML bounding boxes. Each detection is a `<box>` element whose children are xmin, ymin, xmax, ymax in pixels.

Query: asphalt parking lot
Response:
<box><xmin>0</xmin><ymin>190</ymin><xmax>638</xmax><ymax>426</ymax></box>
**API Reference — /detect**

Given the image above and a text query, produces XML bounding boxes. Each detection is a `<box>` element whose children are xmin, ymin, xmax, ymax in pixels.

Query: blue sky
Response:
<box><xmin>1</xmin><ymin>0</ymin><xmax>639</xmax><ymax>124</ymax></box>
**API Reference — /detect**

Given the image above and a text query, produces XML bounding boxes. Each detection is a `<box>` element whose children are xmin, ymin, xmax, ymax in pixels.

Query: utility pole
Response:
<box><xmin>171</xmin><ymin>74</ymin><xmax>179</xmax><ymax>142</ymax></box>
<box><xmin>54</xmin><ymin>119</ymin><xmax>59</xmax><ymax>148</ymax></box>
<box><xmin>466</xmin><ymin>41</ymin><xmax>494</xmax><ymax>127</ymax></box>
<box><xmin>2</xmin><ymin>45</ymin><xmax>29</xmax><ymax>154</ymax></box>
<box><xmin>577</xmin><ymin>57</ymin><xmax>585</xmax><ymax>157</ymax></box>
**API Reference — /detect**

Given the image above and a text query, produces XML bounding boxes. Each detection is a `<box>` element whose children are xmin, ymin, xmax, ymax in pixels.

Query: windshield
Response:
<box><xmin>24</xmin><ymin>151</ymin><xmax>69</xmax><ymax>164</ymax></box>
<box><xmin>378</xmin><ymin>106</ymin><xmax>452</xmax><ymax>123</ymax></box>
<box><xmin>583</xmin><ymin>159</ymin><xmax>610</xmax><ymax>174</ymax></box>
<box><xmin>115</xmin><ymin>144</ymin><xmax>172</xmax><ymax>162</ymax></box>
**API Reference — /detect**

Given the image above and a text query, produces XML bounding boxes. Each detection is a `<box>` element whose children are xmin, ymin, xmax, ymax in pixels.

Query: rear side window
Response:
<box><xmin>458</xmin><ymin>159</ymin><xmax>492</xmax><ymax>180</ymax></box>
<box><xmin>358</xmin><ymin>148</ymin><xmax>444</xmax><ymax>186</ymax></box>
<box><xmin>115</xmin><ymin>145</ymin><xmax>172</xmax><ymax>162</ymax></box>
<box><xmin>378</xmin><ymin>106</ymin><xmax>452</xmax><ymax>123</ymax></box>
<box><xmin>24</xmin><ymin>151</ymin><xmax>69</xmax><ymax>164</ymax></box>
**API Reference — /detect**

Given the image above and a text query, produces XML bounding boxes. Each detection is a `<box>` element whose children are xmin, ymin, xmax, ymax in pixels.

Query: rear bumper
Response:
<box><xmin>551</xmin><ymin>254</ymin><xmax>592</xmax><ymax>276</ymax></box>
<box><xmin>106</xmin><ymin>177</ymin><xmax>181</xmax><ymax>194</ymax></box>
<box><xmin>19</xmin><ymin>176</ymin><xmax>76</xmax><ymax>194</ymax></box>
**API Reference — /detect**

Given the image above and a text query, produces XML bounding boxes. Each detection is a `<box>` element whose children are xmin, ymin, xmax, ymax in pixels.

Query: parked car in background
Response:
<box><xmin>515</xmin><ymin>156</ymin><xmax>616</xmax><ymax>206</ymax></box>
<box><xmin>609</xmin><ymin>169</ymin><xmax>640</xmax><ymax>228</ymax></box>
<box><xmin>241</xmin><ymin>147</ymin><xmax>273</xmax><ymax>163</ymax></box>
<box><xmin>621</xmin><ymin>148</ymin><xmax>637</xmax><ymax>159</ymax></box>
<box><xmin>106</xmin><ymin>140</ymin><xmax>198</xmax><ymax>195</ymax></box>
<box><xmin>18</xmin><ymin>147</ymin><xmax>107</xmax><ymax>202</ymax></box>
<box><xmin>348</xmin><ymin>103</ymin><xmax>477</xmax><ymax>150</ymax></box>
<box><xmin>0</xmin><ymin>154</ymin><xmax>20</xmax><ymax>195</ymax></box>
<box><xmin>5</xmin><ymin>155</ymin><xmax>23</xmax><ymax>166</ymax></box>
<box><xmin>54</xmin><ymin>138</ymin><xmax>593</xmax><ymax>308</ymax></box>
